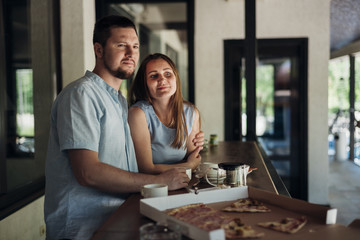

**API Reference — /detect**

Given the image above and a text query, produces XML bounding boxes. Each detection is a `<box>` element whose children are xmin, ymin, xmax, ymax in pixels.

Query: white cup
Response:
<box><xmin>198</xmin><ymin>162</ymin><xmax>218</xmax><ymax>178</ymax></box>
<box><xmin>205</xmin><ymin>168</ymin><xmax>227</xmax><ymax>186</ymax></box>
<box><xmin>141</xmin><ymin>184</ymin><xmax>168</xmax><ymax>198</ymax></box>
<box><xmin>185</xmin><ymin>168</ymin><xmax>192</xmax><ymax>179</ymax></box>
<box><xmin>175</xmin><ymin>167</ymin><xmax>192</xmax><ymax>180</ymax></box>
<box><xmin>237</xmin><ymin>164</ymin><xmax>251</xmax><ymax>186</ymax></box>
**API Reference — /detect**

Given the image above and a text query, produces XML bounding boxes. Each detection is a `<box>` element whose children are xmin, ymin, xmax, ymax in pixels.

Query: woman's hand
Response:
<box><xmin>186</xmin><ymin>146</ymin><xmax>203</xmax><ymax>170</ymax></box>
<box><xmin>193</xmin><ymin>131</ymin><xmax>205</xmax><ymax>147</ymax></box>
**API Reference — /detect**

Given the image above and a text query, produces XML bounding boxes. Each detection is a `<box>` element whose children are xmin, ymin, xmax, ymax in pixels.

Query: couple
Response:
<box><xmin>44</xmin><ymin>15</ymin><xmax>203</xmax><ymax>240</ymax></box>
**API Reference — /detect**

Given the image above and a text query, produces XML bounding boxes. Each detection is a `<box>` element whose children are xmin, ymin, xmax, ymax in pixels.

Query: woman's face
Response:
<box><xmin>146</xmin><ymin>58</ymin><xmax>177</xmax><ymax>101</ymax></box>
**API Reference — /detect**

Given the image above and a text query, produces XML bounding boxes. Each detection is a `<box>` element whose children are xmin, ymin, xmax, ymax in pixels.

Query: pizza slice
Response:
<box><xmin>167</xmin><ymin>203</ymin><xmax>217</xmax><ymax>221</ymax></box>
<box><xmin>225</xmin><ymin>218</ymin><xmax>265</xmax><ymax>239</ymax></box>
<box><xmin>257</xmin><ymin>216</ymin><xmax>307</xmax><ymax>234</ymax></box>
<box><xmin>167</xmin><ymin>203</ymin><xmax>264</xmax><ymax>239</ymax></box>
<box><xmin>222</xmin><ymin>198</ymin><xmax>271</xmax><ymax>213</ymax></box>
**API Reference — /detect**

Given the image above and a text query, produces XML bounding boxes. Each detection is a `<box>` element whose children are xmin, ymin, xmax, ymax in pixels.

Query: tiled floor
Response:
<box><xmin>328</xmin><ymin>157</ymin><xmax>360</xmax><ymax>226</ymax></box>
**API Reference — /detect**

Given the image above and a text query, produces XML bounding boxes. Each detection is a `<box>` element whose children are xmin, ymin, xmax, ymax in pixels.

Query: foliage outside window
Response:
<box><xmin>16</xmin><ymin>69</ymin><xmax>34</xmax><ymax>137</ymax></box>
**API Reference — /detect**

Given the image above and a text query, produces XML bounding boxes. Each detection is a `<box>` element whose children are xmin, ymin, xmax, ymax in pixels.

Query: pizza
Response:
<box><xmin>257</xmin><ymin>216</ymin><xmax>307</xmax><ymax>234</ymax></box>
<box><xmin>222</xmin><ymin>198</ymin><xmax>271</xmax><ymax>213</ymax></box>
<box><xmin>167</xmin><ymin>203</ymin><xmax>264</xmax><ymax>239</ymax></box>
<box><xmin>225</xmin><ymin>218</ymin><xmax>264</xmax><ymax>239</ymax></box>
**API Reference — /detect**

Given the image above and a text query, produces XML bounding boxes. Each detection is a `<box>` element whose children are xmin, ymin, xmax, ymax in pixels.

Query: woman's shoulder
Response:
<box><xmin>130</xmin><ymin>101</ymin><xmax>156</xmax><ymax>121</ymax></box>
<box><xmin>131</xmin><ymin>100</ymin><xmax>152</xmax><ymax>110</ymax></box>
<box><xmin>128</xmin><ymin>102</ymin><xmax>148</xmax><ymax>124</ymax></box>
<box><xmin>183</xmin><ymin>101</ymin><xmax>197</xmax><ymax>115</ymax></box>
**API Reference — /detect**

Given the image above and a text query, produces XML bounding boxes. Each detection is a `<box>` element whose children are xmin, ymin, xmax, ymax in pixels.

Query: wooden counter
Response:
<box><xmin>91</xmin><ymin>141</ymin><xmax>289</xmax><ymax>240</ymax></box>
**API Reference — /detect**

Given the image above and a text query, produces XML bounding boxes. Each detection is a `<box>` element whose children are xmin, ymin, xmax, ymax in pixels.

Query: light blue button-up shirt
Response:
<box><xmin>44</xmin><ymin>71</ymin><xmax>138</xmax><ymax>240</ymax></box>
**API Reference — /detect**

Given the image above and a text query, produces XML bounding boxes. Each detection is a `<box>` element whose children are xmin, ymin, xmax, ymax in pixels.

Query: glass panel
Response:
<box><xmin>106</xmin><ymin>2</ymin><xmax>189</xmax><ymax>100</ymax></box>
<box><xmin>4</xmin><ymin>0</ymin><xmax>36</xmax><ymax>191</ymax></box>
<box><xmin>355</xmin><ymin>54</ymin><xmax>360</xmax><ymax>166</ymax></box>
<box><xmin>257</xmin><ymin>58</ymin><xmax>292</xmax><ymax>189</ymax></box>
<box><xmin>16</xmin><ymin>69</ymin><xmax>34</xmax><ymax>152</ymax></box>
<box><xmin>256</xmin><ymin>64</ymin><xmax>274</xmax><ymax>136</ymax></box>
<box><xmin>241</xmin><ymin>58</ymin><xmax>247</xmax><ymax>138</ymax></box>
<box><xmin>328</xmin><ymin>56</ymin><xmax>350</xmax><ymax>161</ymax></box>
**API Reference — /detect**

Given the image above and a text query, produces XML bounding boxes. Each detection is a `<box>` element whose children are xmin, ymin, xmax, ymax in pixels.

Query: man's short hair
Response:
<box><xmin>93</xmin><ymin>15</ymin><xmax>138</xmax><ymax>47</ymax></box>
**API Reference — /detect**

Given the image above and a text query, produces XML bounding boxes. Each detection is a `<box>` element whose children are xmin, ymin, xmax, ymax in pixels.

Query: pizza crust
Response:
<box><xmin>222</xmin><ymin>198</ymin><xmax>271</xmax><ymax>213</ymax></box>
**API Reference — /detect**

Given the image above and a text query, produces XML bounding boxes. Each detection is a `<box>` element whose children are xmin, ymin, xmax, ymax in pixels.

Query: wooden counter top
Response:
<box><xmin>201</xmin><ymin>141</ymin><xmax>278</xmax><ymax>194</ymax></box>
<box><xmin>91</xmin><ymin>141</ymin><xmax>289</xmax><ymax>240</ymax></box>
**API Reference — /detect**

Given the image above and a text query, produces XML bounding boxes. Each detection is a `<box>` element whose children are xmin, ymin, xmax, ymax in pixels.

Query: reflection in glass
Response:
<box><xmin>328</xmin><ymin>57</ymin><xmax>350</xmax><ymax>161</ymax></box>
<box><xmin>354</xmin><ymin>55</ymin><xmax>360</xmax><ymax>166</ymax></box>
<box><xmin>256</xmin><ymin>58</ymin><xmax>292</xmax><ymax>189</ymax></box>
<box><xmin>16</xmin><ymin>69</ymin><xmax>34</xmax><ymax>154</ymax></box>
<box><xmin>257</xmin><ymin>59</ymin><xmax>291</xmax><ymax>153</ymax></box>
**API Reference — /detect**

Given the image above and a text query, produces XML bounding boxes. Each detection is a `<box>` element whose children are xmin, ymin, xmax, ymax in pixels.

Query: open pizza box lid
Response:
<box><xmin>139</xmin><ymin>186</ymin><xmax>360</xmax><ymax>240</ymax></box>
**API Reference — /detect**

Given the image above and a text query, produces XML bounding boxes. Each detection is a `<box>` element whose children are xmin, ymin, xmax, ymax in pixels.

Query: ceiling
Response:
<box><xmin>120</xmin><ymin>1</ymin><xmax>360</xmax><ymax>56</ymax></box>
<box><xmin>330</xmin><ymin>0</ymin><xmax>360</xmax><ymax>53</ymax></box>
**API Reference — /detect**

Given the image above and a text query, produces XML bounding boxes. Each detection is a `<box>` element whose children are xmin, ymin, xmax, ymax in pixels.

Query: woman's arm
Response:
<box><xmin>187</xmin><ymin>108</ymin><xmax>201</xmax><ymax>154</ymax></box>
<box><xmin>128</xmin><ymin>106</ymin><xmax>201</xmax><ymax>174</ymax></box>
<box><xmin>184</xmin><ymin>108</ymin><xmax>203</xmax><ymax>169</ymax></box>
<box><xmin>128</xmin><ymin>106</ymin><xmax>158</xmax><ymax>173</ymax></box>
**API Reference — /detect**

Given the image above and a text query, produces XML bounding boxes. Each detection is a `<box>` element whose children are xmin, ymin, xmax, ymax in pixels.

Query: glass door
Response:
<box><xmin>224</xmin><ymin>39</ymin><xmax>308</xmax><ymax>200</ymax></box>
<box><xmin>256</xmin><ymin>58</ymin><xmax>292</xmax><ymax>187</ymax></box>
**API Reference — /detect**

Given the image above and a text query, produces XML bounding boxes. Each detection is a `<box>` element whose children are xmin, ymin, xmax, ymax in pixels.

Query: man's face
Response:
<box><xmin>102</xmin><ymin>27</ymin><xmax>139</xmax><ymax>79</ymax></box>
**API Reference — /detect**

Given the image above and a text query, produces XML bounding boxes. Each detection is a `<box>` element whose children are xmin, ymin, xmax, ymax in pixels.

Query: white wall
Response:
<box><xmin>195</xmin><ymin>0</ymin><xmax>330</xmax><ymax>204</ymax></box>
<box><xmin>61</xmin><ymin>0</ymin><xmax>96</xmax><ymax>87</ymax></box>
<box><xmin>195</xmin><ymin>0</ymin><xmax>245</xmax><ymax>141</ymax></box>
<box><xmin>0</xmin><ymin>197</ymin><xmax>45</xmax><ymax>240</ymax></box>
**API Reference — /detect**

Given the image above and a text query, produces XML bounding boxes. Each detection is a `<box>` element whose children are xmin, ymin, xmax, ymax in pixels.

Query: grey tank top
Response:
<box><xmin>132</xmin><ymin>100</ymin><xmax>194</xmax><ymax>164</ymax></box>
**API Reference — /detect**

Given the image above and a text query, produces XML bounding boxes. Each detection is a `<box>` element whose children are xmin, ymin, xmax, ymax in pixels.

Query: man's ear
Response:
<box><xmin>94</xmin><ymin>43</ymin><xmax>103</xmax><ymax>58</ymax></box>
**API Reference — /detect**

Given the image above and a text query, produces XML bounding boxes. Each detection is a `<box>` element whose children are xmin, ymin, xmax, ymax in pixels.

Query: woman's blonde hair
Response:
<box><xmin>129</xmin><ymin>53</ymin><xmax>197</xmax><ymax>149</ymax></box>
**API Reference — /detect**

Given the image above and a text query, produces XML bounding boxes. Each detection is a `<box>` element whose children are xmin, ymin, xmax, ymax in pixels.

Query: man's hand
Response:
<box><xmin>159</xmin><ymin>168</ymin><xmax>190</xmax><ymax>190</ymax></box>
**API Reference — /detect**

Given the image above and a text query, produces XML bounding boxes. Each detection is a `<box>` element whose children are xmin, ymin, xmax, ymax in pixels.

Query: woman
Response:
<box><xmin>128</xmin><ymin>53</ymin><xmax>203</xmax><ymax>174</ymax></box>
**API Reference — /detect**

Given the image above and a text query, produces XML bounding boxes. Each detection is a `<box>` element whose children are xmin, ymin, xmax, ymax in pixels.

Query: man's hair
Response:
<box><xmin>93</xmin><ymin>15</ymin><xmax>138</xmax><ymax>47</ymax></box>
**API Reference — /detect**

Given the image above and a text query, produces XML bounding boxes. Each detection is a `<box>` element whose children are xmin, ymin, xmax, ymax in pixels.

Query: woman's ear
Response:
<box><xmin>94</xmin><ymin>42</ymin><xmax>103</xmax><ymax>58</ymax></box>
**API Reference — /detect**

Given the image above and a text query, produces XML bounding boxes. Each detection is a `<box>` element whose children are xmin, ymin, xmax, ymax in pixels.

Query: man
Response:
<box><xmin>44</xmin><ymin>15</ymin><xmax>201</xmax><ymax>240</ymax></box>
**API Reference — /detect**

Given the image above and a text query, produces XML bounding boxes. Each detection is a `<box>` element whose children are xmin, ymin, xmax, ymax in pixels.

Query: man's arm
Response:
<box><xmin>68</xmin><ymin>149</ymin><xmax>189</xmax><ymax>192</ymax></box>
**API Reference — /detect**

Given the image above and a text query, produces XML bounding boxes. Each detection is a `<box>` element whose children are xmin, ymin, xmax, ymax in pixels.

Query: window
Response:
<box><xmin>328</xmin><ymin>53</ymin><xmax>360</xmax><ymax>166</ymax></box>
<box><xmin>0</xmin><ymin>0</ymin><xmax>60</xmax><ymax>218</ymax></box>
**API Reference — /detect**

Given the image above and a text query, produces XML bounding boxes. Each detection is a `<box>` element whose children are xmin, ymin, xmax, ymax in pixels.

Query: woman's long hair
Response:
<box><xmin>129</xmin><ymin>53</ymin><xmax>195</xmax><ymax>149</ymax></box>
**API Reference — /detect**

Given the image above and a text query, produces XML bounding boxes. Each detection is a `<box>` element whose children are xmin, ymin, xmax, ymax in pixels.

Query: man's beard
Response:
<box><xmin>104</xmin><ymin>61</ymin><xmax>135</xmax><ymax>80</ymax></box>
<box><xmin>103</xmin><ymin>52</ymin><xmax>135</xmax><ymax>79</ymax></box>
<box><xmin>110</xmin><ymin>67</ymin><xmax>134</xmax><ymax>80</ymax></box>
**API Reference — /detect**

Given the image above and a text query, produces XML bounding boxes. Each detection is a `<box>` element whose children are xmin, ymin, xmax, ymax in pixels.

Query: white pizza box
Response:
<box><xmin>140</xmin><ymin>186</ymin><xmax>341</xmax><ymax>240</ymax></box>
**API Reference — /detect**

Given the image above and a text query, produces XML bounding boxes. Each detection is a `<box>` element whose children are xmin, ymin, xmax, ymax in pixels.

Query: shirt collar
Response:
<box><xmin>85</xmin><ymin>70</ymin><xmax>120</xmax><ymax>100</ymax></box>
